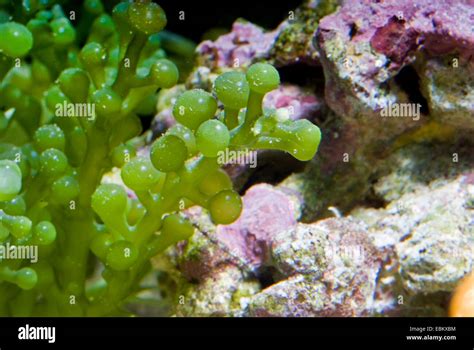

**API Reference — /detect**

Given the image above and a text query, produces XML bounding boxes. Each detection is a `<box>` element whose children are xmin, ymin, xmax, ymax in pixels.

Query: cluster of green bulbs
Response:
<box><xmin>0</xmin><ymin>0</ymin><xmax>321</xmax><ymax>316</ymax></box>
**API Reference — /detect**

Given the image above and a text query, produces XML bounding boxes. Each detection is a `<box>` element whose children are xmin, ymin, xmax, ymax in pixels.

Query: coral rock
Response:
<box><xmin>316</xmin><ymin>0</ymin><xmax>474</xmax><ymax>135</ymax></box>
<box><xmin>176</xmin><ymin>184</ymin><xmax>301</xmax><ymax>282</ymax></box>
<box><xmin>247</xmin><ymin>218</ymin><xmax>383</xmax><ymax>316</ymax></box>
<box><xmin>174</xmin><ymin>265</ymin><xmax>260</xmax><ymax>317</ymax></box>
<box><xmin>196</xmin><ymin>20</ymin><xmax>278</xmax><ymax>70</ymax></box>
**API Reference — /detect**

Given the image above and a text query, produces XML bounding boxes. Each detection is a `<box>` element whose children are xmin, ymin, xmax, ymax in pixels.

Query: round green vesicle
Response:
<box><xmin>91</xmin><ymin>14</ymin><xmax>114</xmax><ymax>38</ymax></box>
<box><xmin>246</xmin><ymin>63</ymin><xmax>280</xmax><ymax>94</ymax></box>
<box><xmin>26</xmin><ymin>19</ymin><xmax>52</xmax><ymax>49</ymax></box>
<box><xmin>106</xmin><ymin>240</ymin><xmax>139</xmax><ymax>271</ymax></box>
<box><xmin>126</xmin><ymin>200</ymin><xmax>145</xmax><ymax>226</ymax></box>
<box><xmin>35</xmin><ymin>11</ymin><xmax>53</xmax><ymax>21</ymax></box>
<box><xmin>121</xmin><ymin>156</ymin><xmax>163</xmax><ymax>191</ymax></box>
<box><xmin>39</xmin><ymin>149</ymin><xmax>68</xmax><ymax>178</ymax></box>
<box><xmin>80</xmin><ymin>42</ymin><xmax>107</xmax><ymax>66</ymax></box>
<box><xmin>166</xmin><ymin>124</ymin><xmax>197</xmax><ymax>157</ymax></box>
<box><xmin>27</xmin><ymin>64</ymin><xmax>44</xmax><ymax>87</ymax></box>
<box><xmin>92</xmin><ymin>184</ymin><xmax>128</xmax><ymax>220</ymax></box>
<box><xmin>33</xmin><ymin>221</ymin><xmax>57</xmax><ymax>245</ymax></box>
<box><xmin>15</xmin><ymin>267</ymin><xmax>37</xmax><ymax>290</ymax></box>
<box><xmin>196</xmin><ymin>120</ymin><xmax>230</xmax><ymax>157</ymax></box>
<box><xmin>209</xmin><ymin>189</ymin><xmax>242</xmax><ymax>225</ymax></box>
<box><xmin>58</xmin><ymin>68</ymin><xmax>90</xmax><ymax>103</ymax></box>
<box><xmin>128</xmin><ymin>2</ymin><xmax>167</xmax><ymax>35</ymax></box>
<box><xmin>7</xmin><ymin>216</ymin><xmax>32</xmax><ymax>239</ymax></box>
<box><xmin>0</xmin><ymin>23</ymin><xmax>33</xmax><ymax>57</ymax></box>
<box><xmin>291</xmin><ymin>120</ymin><xmax>322</xmax><ymax>161</ymax></box>
<box><xmin>161</xmin><ymin>214</ymin><xmax>194</xmax><ymax>242</ymax></box>
<box><xmin>111</xmin><ymin>144</ymin><xmax>136</xmax><ymax>168</ymax></box>
<box><xmin>2</xmin><ymin>148</ymin><xmax>29</xmax><ymax>181</ymax></box>
<box><xmin>151</xmin><ymin>59</ymin><xmax>179</xmax><ymax>88</ymax></box>
<box><xmin>0</xmin><ymin>160</ymin><xmax>22</xmax><ymax>202</ymax></box>
<box><xmin>90</xmin><ymin>233</ymin><xmax>114</xmax><ymax>260</ymax></box>
<box><xmin>172</xmin><ymin>89</ymin><xmax>217</xmax><ymax>130</ymax></box>
<box><xmin>150</xmin><ymin>135</ymin><xmax>187</xmax><ymax>172</ymax></box>
<box><xmin>85</xmin><ymin>0</ymin><xmax>104</xmax><ymax>14</ymax></box>
<box><xmin>51</xmin><ymin>175</ymin><xmax>80</xmax><ymax>204</ymax></box>
<box><xmin>214</xmin><ymin>71</ymin><xmax>250</xmax><ymax>109</ymax></box>
<box><xmin>92</xmin><ymin>87</ymin><xmax>122</xmax><ymax>116</ymax></box>
<box><xmin>45</xmin><ymin>86</ymin><xmax>69</xmax><ymax>113</ymax></box>
<box><xmin>5</xmin><ymin>66</ymin><xmax>32</xmax><ymax>92</ymax></box>
<box><xmin>50</xmin><ymin>18</ymin><xmax>76</xmax><ymax>45</ymax></box>
<box><xmin>34</xmin><ymin>124</ymin><xmax>66</xmax><ymax>152</ymax></box>
<box><xmin>112</xmin><ymin>2</ymin><xmax>130</xmax><ymax>30</ymax></box>
<box><xmin>199</xmin><ymin>169</ymin><xmax>232</xmax><ymax>197</ymax></box>
<box><xmin>2</xmin><ymin>196</ymin><xmax>26</xmax><ymax>216</ymax></box>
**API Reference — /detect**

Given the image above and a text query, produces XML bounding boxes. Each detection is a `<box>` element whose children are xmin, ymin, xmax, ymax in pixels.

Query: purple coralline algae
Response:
<box><xmin>317</xmin><ymin>0</ymin><xmax>474</xmax><ymax>134</ymax></box>
<box><xmin>196</xmin><ymin>20</ymin><xmax>279</xmax><ymax>69</ymax></box>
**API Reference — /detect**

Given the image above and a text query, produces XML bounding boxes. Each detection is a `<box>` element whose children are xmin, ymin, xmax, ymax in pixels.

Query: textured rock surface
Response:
<box><xmin>317</xmin><ymin>0</ymin><xmax>474</xmax><ymax>137</ymax></box>
<box><xmin>196</xmin><ymin>20</ymin><xmax>279</xmax><ymax>70</ymax></box>
<box><xmin>419</xmin><ymin>57</ymin><xmax>474</xmax><ymax>129</ymax></box>
<box><xmin>167</xmin><ymin>184</ymin><xmax>301</xmax><ymax>285</ymax></box>
<box><xmin>351</xmin><ymin>142</ymin><xmax>474</xmax><ymax>315</ymax></box>
<box><xmin>174</xmin><ymin>265</ymin><xmax>260</xmax><ymax>317</ymax></box>
<box><xmin>157</xmin><ymin>140</ymin><xmax>474</xmax><ymax>317</ymax></box>
<box><xmin>247</xmin><ymin>218</ymin><xmax>383</xmax><ymax>316</ymax></box>
<box><xmin>268</xmin><ymin>0</ymin><xmax>339</xmax><ymax>66</ymax></box>
<box><xmin>263</xmin><ymin>84</ymin><xmax>323</xmax><ymax>121</ymax></box>
<box><xmin>365</xmin><ymin>146</ymin><xmax>473</xmax><ymax>289</ymax></box>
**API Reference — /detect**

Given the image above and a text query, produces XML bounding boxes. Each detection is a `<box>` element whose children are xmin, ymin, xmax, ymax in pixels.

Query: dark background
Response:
<box><xmin>96</xmin><ymin>0</ymin><xmax>302</xmax><ymax>42</ymax></box>
<box><xmin>160</xmin><ymin>0</ymin><xmax>302</xmax><ymax>42</ymax></box>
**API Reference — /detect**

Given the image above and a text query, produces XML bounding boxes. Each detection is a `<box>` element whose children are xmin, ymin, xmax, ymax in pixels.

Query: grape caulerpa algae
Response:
<box><xmin>0</xmin><ymin>1</ymin><xmax>321</xmax><ymax>316</ymax></box>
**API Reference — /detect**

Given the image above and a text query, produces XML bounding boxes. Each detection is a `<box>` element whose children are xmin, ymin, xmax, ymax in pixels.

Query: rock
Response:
<box><xmin>196</xmin><ymin>20</ymin><xmax>279</xmax><ymax>70</ymax></box>
<box><xmin>316</xmin><ymin>0</ymin><xmax>474</xmax><ymax>138</ymax></box>
<box><xmin>246</xmin><ymin>275</ymin><xmax>329</xmax><ymax>317</ymax></box>
<box><xmin>194</xmin><ymin>1</ymin><xmax>340</xmax><ymax>70</ymax></box>
<box><xmin>419</xmin><ymin>57</ymin><xmax>474</xmax><ymax>129</ymax></box>
<box><xmin>373</xmin><ymin>141</ymin><xmax>473</xmax><ymax>203</ymax></box>
<box><xmin>365</xmin><ymin>147</ymin><xmax>474</xmax><ymax>295</ymax></box>
<box><xmin>350</xmin><ymin>142</ymin><xmax>474</xmax><ymax>314</ymax></box>
<box><xmin>212</xmin><ymin>184</ymin><xmax>301</xmax><ymax>269</ymax></box>
<box><xmin>396</xmin><ymin>215</ymin><xmax>473</xmax><ymax>294</ymax></box>
<box><xmin>268</xmin><ymin>0</ymin><xmax>340</xmax><ymax>66</ymax></box>
<box><xmin>174</xmin><ymin>265</ymin><xmax>260</xmax><ymax>317</ymax></box>
<box><xmin>263</xmin><ymin>84</ymin><xmax>323</xmax><ymax>121</ymax></box>
<box><xmin>247</xmin><ymin>218</ymin><xmax>383</xmax><ymax>316</ymax></box>
<box><xmin>154</xmin><ymin>141</ymin><xmax>474</xmax><ymax>317</ymax></box>
<box><xmin>174</xmin><ymin>184</ymin><xmax>302</xmax><ymax>283</ymax></box>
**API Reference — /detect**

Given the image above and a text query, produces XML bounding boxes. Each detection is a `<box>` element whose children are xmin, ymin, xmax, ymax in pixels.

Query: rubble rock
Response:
<box><xmin>196</xmin><ymin>20</ymin><xmax>279</xmax><ymax>70</ymax></box>
<box><xmin>247</xmin><ymin>218</ymin><xmax>383</xmax><ymax>316</ymax></box>
<box><xmin>174</xmin><ymin>265</ymin><xmax>260</xmax><ymax>317</ymax></box>
<box><xmin>316</xmin><ymin>0</ymin><xmax>474</xmax><ymax>137</ymax></box>
<box><xmin>174</xmin><ymin>184</ymin><xmax>302</xmax><ymax>283</ymax></box>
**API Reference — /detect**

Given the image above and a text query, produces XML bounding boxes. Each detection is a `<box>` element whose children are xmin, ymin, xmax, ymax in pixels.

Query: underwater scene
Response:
<box><xmin>0</xmin><ymin>0</ymin><xmax>472</xmax><ymax>320</ymax></box>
